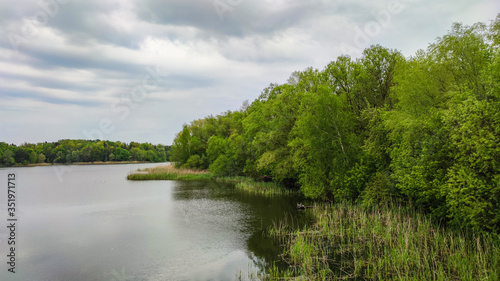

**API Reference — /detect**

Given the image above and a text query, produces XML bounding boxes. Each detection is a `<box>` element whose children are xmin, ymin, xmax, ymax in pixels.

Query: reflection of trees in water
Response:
<box><xmin>171</xmin><ymin>180</ymin><xmax>234</xmax><ymax>201</ymax></box>
<box><xmin>245</xmin><ymin>210</ymin><xmax>315</xmax><ymax>274</ymax></box>
<box><xmin>171</xmin><ymin>180</ymin><xmax>315</xmax><ymax>274</ymax></box>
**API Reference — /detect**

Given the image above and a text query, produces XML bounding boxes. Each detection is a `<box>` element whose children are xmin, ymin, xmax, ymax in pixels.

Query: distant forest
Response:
<box><xmin>0</xmin><ymin>140</ymin><xmax>170</xmax><ymax>166</ymax></box>
<box><xmin>170</xmin><ymin>17</ymin><xmax>500</xmax><ymax>232</ymax></box>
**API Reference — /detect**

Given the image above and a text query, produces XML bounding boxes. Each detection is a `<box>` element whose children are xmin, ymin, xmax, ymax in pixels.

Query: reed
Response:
<box><xmin>127</xmin><ymin>164</ymin><xmax>212</xmax><ymax>181</ymax></box>
<box><xmin>216</xmin><ymin>177</ymin><xmax>298</xmax><ymax>197</ymax></box>
<box><xmin>128</xmin><ymin>165</ymin><xmax>296</xmax><ymax>197</ymax></box>
<box><xmin>266</xmin><ymin>202</ymin><xmax>500</xmax><ymax>280</ymax></box>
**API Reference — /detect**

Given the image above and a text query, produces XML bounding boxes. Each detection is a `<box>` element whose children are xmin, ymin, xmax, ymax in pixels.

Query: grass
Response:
<box><xmin>235</xmin><ymin>179</ymin><xmax>298</xmax><ymax>197</ymax></box>
<box><xmin>127</xmin><ymin>164</ymin><xmax>212</xmax><ymax>181</ymax></box>
<box><xmin>127</xmin><ymin>165</ymin><xmax>297</xmax><ymax>196</ymax></box>
<box><xmin>265</xmin><ymin>202</ymin><xmax>500</xmax><ymax>281</ymax></box>
<box><xmin>216</xmin><ymin>177</ymin><xmax>298</xmax><ymax>197</ymax></box>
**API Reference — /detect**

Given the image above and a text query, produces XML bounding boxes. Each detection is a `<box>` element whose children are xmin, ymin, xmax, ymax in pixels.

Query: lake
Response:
<box><xmin>0</xmin><ymin>163</ymin><xmax>308</xmax><ymax>281</ymax></box>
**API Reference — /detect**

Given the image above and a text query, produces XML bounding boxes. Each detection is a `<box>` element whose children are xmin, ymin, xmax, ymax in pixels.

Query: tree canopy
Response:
<box><xmin>170</xmin><ymin>16</ymin><xmax>500</xmax><ymax>232</ymax></box>
<box><xmin>0</xmin><ymin>139</ymin><xmax>169</xmax><ymax>166</ymax></box>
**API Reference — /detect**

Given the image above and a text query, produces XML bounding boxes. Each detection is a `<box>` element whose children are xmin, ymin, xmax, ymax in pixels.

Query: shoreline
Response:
<box><xmin>127</xmin><ymin>164</ymin><xmax>212</xmax><ymax>181</ymax></box>
<box><xmin>128</xmin><ymin>165</ymin><xmax>298</xmax><ymax>196</ymax></box>
<box><xmin>6</xmin><ymin>161</ymin><xmax>163</xmax><ymax>168</ymax></box>
<box><xmin>268</xmin><ymin>202</ymin><xmax>500</xmax><ymax>280</ymax></box>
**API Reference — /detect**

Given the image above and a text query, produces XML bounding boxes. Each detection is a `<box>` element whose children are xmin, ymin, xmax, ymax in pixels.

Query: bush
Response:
<box><xmin>184</xmin><ymin>154</ymin><xmax>204</xmax><ymax>170</ymax></box>
<box><xmin>361</xmin><ymin>172</ymin><xmax>393</xmax><ymax>207</ymax></box>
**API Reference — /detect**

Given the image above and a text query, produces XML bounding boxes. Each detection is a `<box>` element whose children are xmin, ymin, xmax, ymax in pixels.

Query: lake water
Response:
<box><xmin>0</xmin><ymin>163</ymin><xmax>308</xmax><ymax>281</ymax></box>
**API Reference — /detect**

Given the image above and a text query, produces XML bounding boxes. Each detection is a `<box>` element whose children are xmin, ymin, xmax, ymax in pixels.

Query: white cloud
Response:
<box><xmin>0</xmin><ymin>0</ymin><xmax>497</xmax><ymax>145</ymax></box>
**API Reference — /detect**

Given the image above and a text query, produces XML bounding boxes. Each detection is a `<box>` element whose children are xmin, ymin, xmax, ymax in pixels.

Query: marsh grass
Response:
<box><xmin>216</xmin><ymin>177</ymin><xmax>298</xmax><ymax>197</ymax></box>
<box><xmin>267</xmin><ymin>202</ymin><xmax>500</xmax><ymax>280</ymax></box>
<box><xmin>236</xmin><ymin>179</ymin><xmax>297</xmax><ymax>197</ymax></box>
<box><xmin>128</xmin><ymin>165</ymin><xmax>296</xmax><ymax>197</ymax></box>
<box><xmin>127</xmin><ymin>164</ymin><xmax>212</xmax><ymax>180</ymax></box>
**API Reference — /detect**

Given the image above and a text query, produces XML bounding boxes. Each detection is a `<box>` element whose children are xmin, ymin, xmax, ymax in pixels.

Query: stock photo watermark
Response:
<box><xmin>340</xmin><ymin>0</ymin><xmax>419</xmax><ymax>56</ymax></box>
<box><xmin>45</xmin><ymin>65</ymin><xmax>170</xmax><ymax>183</ymax></box>
<box><xmin>213</xmin><ymin>0</ymin><xmax>243</xmax><ymax>21</ymax></box>
<box><xmin>6</xmin><ymin>0</ymin><xmax>71</xmax><ymax>52</ymax></box>
<box><xmin>82</xmin><ymin>65</ymin><xmax>169</xmax><ymax>141</ymax></box>
<box><xmin>5</xmin><ymin>172</ymin><xmax>18</xmax><ymax>274</ymax></box>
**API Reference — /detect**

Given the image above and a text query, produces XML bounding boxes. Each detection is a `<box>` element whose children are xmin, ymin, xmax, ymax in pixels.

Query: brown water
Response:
<box><xmin>0</xmin><ymin>163</ymin><xmax>309</xmax><ymax>281</ymax></box>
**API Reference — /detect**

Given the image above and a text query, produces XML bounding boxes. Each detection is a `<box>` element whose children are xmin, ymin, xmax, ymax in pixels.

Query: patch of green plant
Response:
<box><xmin>267</xmin><ymin>202</ymin><xmax>500</xmax><ymax>280</ymax></box>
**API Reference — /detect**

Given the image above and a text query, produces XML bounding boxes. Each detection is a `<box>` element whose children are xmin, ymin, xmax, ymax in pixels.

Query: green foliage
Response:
<box><xmin>2</xmin><ymin>150</ymin><xmax>14</xmax><ymax>166</ymax></box>
<box><xmin>291</xmin><ymin>85</ymin><xmax>360</xmax><ymax>200</ymax></box>
<box><xmin>37</xmin><ymin>153</ymin><xmax>46</xmax><ymax>163</ymax></box>
<box><xmin>442</xmin><ymin>97</ymin><xmax>500</xmax><ymax>231</ymax></box>
<box><xmin>169</xmin><ymin>15</ymin><xmax>500</xmax><ymax>232</ymax></box>
<box><xmin>114</xmin><ymin>147</ymin><xmax>130</xmax><ymax>161</ymax></box>
<box><xmin>269</xmin><ymin>203</ymin><xmax>500</xmax><ymax>280</ymax></box>
<box><xmin>361</xmin><ymin>172</ymin><xmax>393</xmax><ymax>207</ymax></box>
<box><xmin>127</xmin><ymin>165</ymin><xmax>211</xmax><ymax>181</ymax></box>
<box><xmin>0</xmin><ymin>140</ymin><xmax>168</xmax><ymax>166</ymax></box>
<box><xmin>184</xmin><ymin>154</ymin><xmax>204</xmax><ymax>170</ymax></box>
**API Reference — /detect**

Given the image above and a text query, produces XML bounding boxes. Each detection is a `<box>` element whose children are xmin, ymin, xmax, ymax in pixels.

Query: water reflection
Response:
<box><xmin>172</xmin><ymin>180</ymin><xmax>313</xmax><ymax>275</ymax></box>
<box><xmin>0</xmin><ymin>165</ymin><xmax>313</xmax><ymax>281</ymax></box>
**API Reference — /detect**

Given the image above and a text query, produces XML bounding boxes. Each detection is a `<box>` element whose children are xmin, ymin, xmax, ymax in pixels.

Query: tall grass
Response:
<box><xmin>267</xmin><ymin>202</ymin><xmax>500</xmax><ymax>280</ymax></box>
<box><xmin>127</xmin><ymin>164</ymin><xmax>212</xmax><ymax>181</ymax></box>
<box><xmin>235</xmin><ymin>179</ymin><xmax>298</xmax><ymax>197</ymax></box>
<box><xmin>128</xmin><ymin>165</ymin><xmax>296</xmax><ymax>196</ymax></box>
<box><xmin>216</xmin><ymin>177</ymin><xmax>298</xmax><ymax>197</ymax></box>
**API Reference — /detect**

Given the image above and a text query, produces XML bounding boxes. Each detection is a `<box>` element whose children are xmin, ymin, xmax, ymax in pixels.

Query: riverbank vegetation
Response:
<box><xmin>26</xmin><ymin>160</ymin><xmax>150</xmax><ymax>167</ymax></box>
<box><xmin>169</xmin><ymin>16</ymin><xmax>500</xmax><ymax>233</ymax></box>
<box><xmin>127</xmin><ymin>164</ymin><xmax>211</xmax><ymax>181</ymax></box>
<box><xmin>128</xmin><ymin>165</ymin><xmax>295</xmax><ymax>196</ymax></box>
<box><xmin>234</xmin><ymin>179</ymin><xmax>298</xmax><ymax>196</ymax></box>
<box><xmin>0</xmin><ymin>139</ymin><xmax>170</xmax><ymax>167</ymax></box>
<box><xmin>266</xmin><ymin>203</ymin><xmax>500</xmax><ymax>280</ymax></box>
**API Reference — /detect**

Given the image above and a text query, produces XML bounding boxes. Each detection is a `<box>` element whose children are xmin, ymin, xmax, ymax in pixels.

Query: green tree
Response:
<box><xmin>170</xmin><ymin>125</ymin><xmax>193</xmax><ymax>166</ymax></box>
<box><xmin>114</xmin><ymin>147</ymin><xmax>130</xmax><ymax>161</ymax></box>
<box><xmin>29</xmin><ymin>150</ymin><xmax>37</xmax><ymax>164</ymax></box>
<box><xmin>71</xmin><ymin>151</ymin><xmax>81</xmax><ymax>162</ymax></box>
<box><xmin>291</xmin><ymin>86</ymin><xmax>360</xmax><ymax>200</ymax></box>
<box><xmin>38</xmin><ymin>153</ymin><xmax>46</xmax><ymax>163</ymax></box>
<box><xmin>3</xmin><ymin>150</ymin><xmax>14</xmax><ymax>166</ymax></box>
<box><xmin>442</xmin><ymin>97</ymin><xmax>500</xmax><ymax>231</ymax></box>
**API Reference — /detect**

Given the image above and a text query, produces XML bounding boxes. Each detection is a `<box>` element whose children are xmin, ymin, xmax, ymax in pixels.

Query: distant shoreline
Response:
<box><xmin>8</xmin><ymin>161</ymin><xmax>166</xmax><ymax>168</ymax></box>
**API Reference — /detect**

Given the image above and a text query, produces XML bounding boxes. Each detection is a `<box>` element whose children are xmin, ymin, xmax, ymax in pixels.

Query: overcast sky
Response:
<box><xmin>0</xmin><ymin>0</ymin><xmax>498</xmax><ymax>146</ymax></box>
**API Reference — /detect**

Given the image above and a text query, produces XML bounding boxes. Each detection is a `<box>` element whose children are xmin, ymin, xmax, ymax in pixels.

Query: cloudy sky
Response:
<box><xmin>1</xmin><ymin>0</ymin><xmax>498</xmax><ymax>145</ymax></box>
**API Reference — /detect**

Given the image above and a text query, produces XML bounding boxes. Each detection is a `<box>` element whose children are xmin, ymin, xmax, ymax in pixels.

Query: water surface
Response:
<box><xmin>0</xmin><ymin>164</ymin><xmax>307</xmax><ymax>281</ymax></box>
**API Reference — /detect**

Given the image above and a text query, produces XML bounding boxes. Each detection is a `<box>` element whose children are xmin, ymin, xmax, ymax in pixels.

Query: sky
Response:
<box><xmin>0</xmin><ymin>0</ymin><xmax>498</xmax><ymax>146</ymax></box>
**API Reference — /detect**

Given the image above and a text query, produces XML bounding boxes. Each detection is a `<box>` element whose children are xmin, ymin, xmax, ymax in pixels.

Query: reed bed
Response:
<box><xmin>128</xmin><ymin>165</ymin><xmax>295</xmax><ymax>197</ymax></box>
<box><xmin>215</xmin><ymin>177</ymin><xmax>298</xmax><ymax>197</ymax></box>
<box><xmin>266</xmin><ymin>202</ymin><xmax>500</xmax><ymax>280</ymax></box>
<box><xmin>127</xmin><ymin>164</ymin><xmax>212</xmax><ymax>180</ymax></box>
<box><xmin>235</xmin><ymin>179</ymin><xmax>298</xmax><ymax>197</ymax></box>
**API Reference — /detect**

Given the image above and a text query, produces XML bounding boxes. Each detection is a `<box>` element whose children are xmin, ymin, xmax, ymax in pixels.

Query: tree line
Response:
<box><xmin>170</xmin><ymin>16</ymin><xmax>500</xmax><ymax>232</ymax></box>
<box><xmin>0</xmin><ymin>139</ymin><xmax>170</xmax><ymax>166</ymax></box>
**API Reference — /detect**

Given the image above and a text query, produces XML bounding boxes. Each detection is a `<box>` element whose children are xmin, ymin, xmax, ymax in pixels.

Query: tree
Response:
<box><xmin>115</xmin><ymin>147</ymin><xmax>130</xmax><ymax>161</ymax></box>
<box><xmin>170</xmin><ymin>125</ymin><xmax>192</xmax><ymax>166</ymax></box>
<box><xmin>442</xmin><ymin>97</ymin><xmax>500</xmax><ymax>231</ymax></box>
<box><xmin>14</xmin><ymin>148</ymin><xmax>28</xmax><ymax>164</ymax></box>
<box><xmin>54</xmin><ymin>151</ymin><xmax>64</xmax><ymax>163</ymax></box>
<box><xmin>429</xmin><ymin>22</ymin><xmax>491</xmax><ymax>99</ymax></box>
<box><xmin>81</xmin><ymin>146</ymin><xmax>93</xmax><ymax>162</ymax></box>
<box><xmin>291</xmin><ymin>86</ymin><xmax>360</xmax><ymax>200</ymax></box>
<box><xmin>29</xmin><ymin>151</ymin><xmax>37</xmax><ymax>164</ymax></box>
<box><xmin>3</xmin><ymin>150</ymin><xmax>14</xmax><ymax>166</ymax></box>
<box><xmin>155</xmin><ymin>145</ymin><xmax>167</xmax><ymax>162</ymax></box>
<box><xmin>71</xmin><ymin>151</ymin><xmax>81</xmax><ymax>162</ymax></box>
<box><xmin>38</xmin><ymin>153</ymin><xmax>46</xmax><ymax>163</ymax></box>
